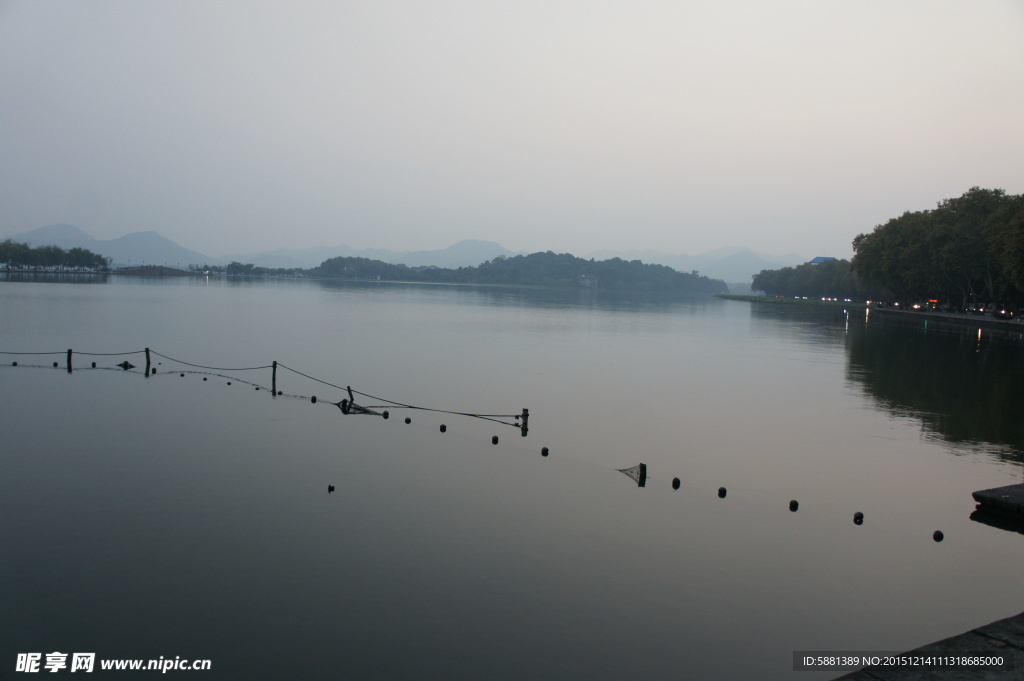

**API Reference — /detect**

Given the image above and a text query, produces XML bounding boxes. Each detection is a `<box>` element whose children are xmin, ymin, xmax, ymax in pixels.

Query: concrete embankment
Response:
<box><xmin>868</xmin><ymin>306</ymin><xmax>1023</xmax><ymax>333</ymax></box>
<box><xmin>833</xmin><ymin>610</ymin><xmax>1024</xmax><ymax>680</ymax></box>
<box><xmin>973</xmin><ymin>485</ymin><xmax>1024</xmax><ymax>521</ymax></box>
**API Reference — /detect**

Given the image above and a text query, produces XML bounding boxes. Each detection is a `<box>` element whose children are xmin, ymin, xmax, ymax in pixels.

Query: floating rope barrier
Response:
<box><xmin>1</xmin><ymin>346</ymin><xmax>967</xmax><ymax>545</ymax></box>
<box><xmin>275</xmin><ymin>362</ymin><xmax>527</xmax><ymax>430</ymax></box>
<box><xmin>3</xmin><ymin>346</ymin><xmax>529</xmax><ymax>434</ymax></box>
<box><xmin>350</xmin><ymin>388</ymin><xmax>527</xmax><ymax>430</ymax></box>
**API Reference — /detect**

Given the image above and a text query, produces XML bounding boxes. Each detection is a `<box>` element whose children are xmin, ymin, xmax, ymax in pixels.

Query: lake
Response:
<box><xmin>3</xmin><ymin>276</ymin><xmax>1024</xmax><ymax>680</ymax></box>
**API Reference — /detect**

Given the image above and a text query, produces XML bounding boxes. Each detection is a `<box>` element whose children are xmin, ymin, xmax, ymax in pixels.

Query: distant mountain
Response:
<box><xmin>221</xmin><ymin>239</ymin><xmax>516</xmax><ymax>269</ymax></box>
<box><xmin>7</xmin><ymin>223</ymin><xmax>100</xmax><ymax>250</ymax></box>
<box><xmin>5</xmin><ymin>224</ymin><xmax>213</xmax><ymax>268</ymax></box>
<box><xmin>584</xmin><ymin>247</ymin><xmax>806</xmax><ymax>284</ymax></box>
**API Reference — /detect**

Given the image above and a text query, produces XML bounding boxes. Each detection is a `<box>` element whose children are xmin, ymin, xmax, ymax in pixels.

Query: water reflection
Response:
<box><xmin>1</xmin><ymin>271</ymin><xmax>110</xmax><ymax>284</ymax></box>
<box><xmin>970</xmin><ymin>508</ymin><xmax>1024</xmax><ymax>535</ymax></box>
<box><xmin>846</xmin><ymin>312</ymin><xmax>1024</xmax><ymax>462</ymax></box>
<box><xmin>6</xmin><ymin>279</ymin><xmax>1024</xmax><ymax>679</ymax></box>
<box><xmin>745</xmin><ymin>303</ymin><xmax>1024</xmax><ymax>462</ymax></box>
<box><xmin>748</xmin><ymin>302</ymin><xmax>852</xmax><ymax>351</ymax></box>
<box><xmin>316</xmin><ymin>278</ymin><xmax>721</xmax><ymax>313</ymax></box>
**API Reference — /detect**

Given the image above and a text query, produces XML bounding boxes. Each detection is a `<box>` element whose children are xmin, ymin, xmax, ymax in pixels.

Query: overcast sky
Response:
<box><xmin>1</xmin><ymin>1</ymin><xmax>1021</xmax><ymax>259</ymax></box>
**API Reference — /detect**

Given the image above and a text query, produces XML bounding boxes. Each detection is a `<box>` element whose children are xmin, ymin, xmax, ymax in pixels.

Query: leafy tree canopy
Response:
<box><xmin>751</xmin><ymin>259</ymin><xmax>886</xmax><ymax>300</ymax></box>
<box><xmin>318</xmin><ymin>250</ymin><xmax>728</xmax><ymax>293</ymax></box>
<box><xmin>850</xmin><ymin>187</ymin><xmax>1024</xmax><ymax>308</ymax></box>
<box><xmin>0</xmin><ymin>240</ymin><xmax>111</xmax><ymax>270</ymax></box>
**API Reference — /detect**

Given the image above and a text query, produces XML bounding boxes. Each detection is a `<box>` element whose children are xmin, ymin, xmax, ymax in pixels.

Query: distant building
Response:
<box><xmin>807</xmin><ymin>257</ymin><xmax>837</xmax><ymax>265</ymax></box>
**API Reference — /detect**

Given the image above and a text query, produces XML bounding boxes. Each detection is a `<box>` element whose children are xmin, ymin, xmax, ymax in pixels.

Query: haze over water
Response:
<box><xmin>3</xmin><ymin>277</ymin><xmax>1023</xmax><ymax>680</ymax></box>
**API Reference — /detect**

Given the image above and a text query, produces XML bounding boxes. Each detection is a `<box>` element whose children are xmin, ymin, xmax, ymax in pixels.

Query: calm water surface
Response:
<box><xmin>2</xmin><ymin>277</ymin><xmax>1024</xmax><ymax>680</ymax></box>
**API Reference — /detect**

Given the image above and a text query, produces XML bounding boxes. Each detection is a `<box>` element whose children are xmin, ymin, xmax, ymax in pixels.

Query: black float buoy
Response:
<box><xmin>151</xmin><ymin>368</ymin><xmax>156</xmax><ymax>375</ymax></box>
<box><xmin>91</xmin><ymin>362</ymin><xmax>96</xmax><ymax>368</ymax></box>
<box><xmin>933</xmin><ymin>530</ymin><xmax>944</xmax><ymax>542</ymax></box>
<box><xmin>12</xmin><ymin>361</ymin><xmax>17</xmax><ymax>366</ymax></box>
<box><xmin>853</xmin><ymin>512</ymin><xmax>864</xmax><ymax>525</ymax></box>
<box><xmin>789</xmin><ymin>500</ymin><xmax>799</xmax><ymax>512</ymax></box>
<box><xmin>541</xmin><ymin>447</ymin><xmax>549</xmax><ymax>457</ymax></box>
<box><xmin>255</xmin><ymin>387</ymin><xmax>260</xmax><ymax>391</ymax></box>
<box><xmin>718</xmin><ymin>487</ymin><xmax>727</xmax><ymax>498</ymax></box>
<box><xmin>53</xmin><ymin>361</ymin><xmax>58</xmax><ymax>367</ymax></box>
<box><xmin>405</xmin><ymin>417</ymin><xmax>411</xmax><ymax>424</ymax></box>
<box><xmin>277</xmin><ymin>391</ymin><xmax>282</xmax><ymax>396</ymax></box>
<box><xmin>440</xmin><ymin>424</ymin><xmax>447</xmax><ymax>433</ymax></box>
<box><xmin>328</xmin><ymin>485</ymin><xmax>335</xmax><ymax>493</ymax></box>
<box><xmin>382</xmin><ymin>411</ymin><xmax>389</xmax><ymax>419</ymax></box>
<box><xmin>203</xmin><ymin>377</ymin><xmax>207</xmax><ymax>381</ymax></box>
<box><xmin>672</xmin><ymin>477</ymin><xmax>681</xmax><ymax>490</ymax></box>
<box><xmin>311</xmin><ymin>395</ymin><xmax>317</xmax><ymax>403</ymax></box>
<box><xmin>492</xmin><ymin>436</ymin><xmax>499</xmax><ymax>445</ymax></box>
<box><xmin>180</xmin><ymin>373</ymin><xmax>185</xmax><ymax>377</ymax></box>
<box><xmin>227</xmin><ymin>381</ymin><xmax>231</xmax><ymax>385</ymax></box>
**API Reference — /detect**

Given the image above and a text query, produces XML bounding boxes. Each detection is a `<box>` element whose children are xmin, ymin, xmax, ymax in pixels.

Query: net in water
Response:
<box><xmin>617</xmin><ymin>463</ymin><xmax>647</xmax><ymax>488</ymax></box>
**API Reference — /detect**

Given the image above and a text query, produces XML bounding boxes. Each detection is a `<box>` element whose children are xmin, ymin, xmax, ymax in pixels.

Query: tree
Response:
<box><xmin>851</xmin><ymin>188</ymin><xmax>1023</xmax><ymax>309</ymax></box>
<box><xmin>0</xmin><ymin>240</ymin><xmax>109</xmax><ymax>270</ymax></box>
<box><xmin>752</xmin><ymin>259</ymin><xmax>883</xmax><ymax>299</ymax></box>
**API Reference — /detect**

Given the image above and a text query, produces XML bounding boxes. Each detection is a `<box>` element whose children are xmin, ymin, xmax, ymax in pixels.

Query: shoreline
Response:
<box><xmin>3</xmin><ymin>269</ymin><xmax>726</xmax><ymax>295</ymax></box>
<box><xmin>869</xmin><ymin>306</ymin><xmax>1024</xmax><ymax>333</ymax></box>
<box><xmin>715</xmin><ymin>294</ymin><xmax>865</xmax><ymax>308</ymax></box>
<box><xmin>719</xmin><ymin>294</ymin><xmax>1024</xmax><ymax>333</ymax></box>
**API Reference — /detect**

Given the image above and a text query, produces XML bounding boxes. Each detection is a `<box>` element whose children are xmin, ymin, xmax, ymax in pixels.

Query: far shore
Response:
<box><xmin>718</xmin><ymin>294</ymin><xmax>1024</xmax><ymax>332</ymax></box>
<box><xmin>715</xmin><ymin>294</ymin><xmax>865</xmax><ymax>308</ymax></box>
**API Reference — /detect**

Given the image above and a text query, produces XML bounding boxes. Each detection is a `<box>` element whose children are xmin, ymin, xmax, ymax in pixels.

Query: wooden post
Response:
<box><xmin>67</xmin><ymin>349</ymin><xmax>72</xmax><ymax>374</ymax></box>
<box><xmin>272</xmin><ymin>361</ymin><xmax>277</xmax><ymax>395</ymax></box>
<box><xmin>520</xmin><ymin>408</ymin><xmax>529</xmax><ymax>437</ymax></box>
<box><xmin>144</xmin><ymin>347</ymin><xmax>151</xmax><ymax>377</ymax></box>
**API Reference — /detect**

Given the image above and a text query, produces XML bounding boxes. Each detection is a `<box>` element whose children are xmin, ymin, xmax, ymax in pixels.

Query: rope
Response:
<box><xmin>354</xmin><ymin>391</ymin><xmax>521</xmax><ymax>427</ymax></box>
<box><xmin>350</xmin><ymin>388</ymin><xmax>523</xmax><ymax>426</ymax></box>
<box><xmin>74</xmin><ymin>350</ymin><xmax>148</xmax><ymax>356</ymax></box>
<box><xmin>0</xmin><ymin>351</ymin><xmax>67</xmax><ymax>355</ymax></box>
<box><xmin>352</xmin><ymin>389</ymin><xmax>520</xmax><ymax>418</ymax></box>
<box><xmin>150</xmin><ymin>351</ymin><xmax>272</xmax><ymax>372</ymax></box>
<box><xmin>276</xmin><ymin>363</ymin><xmax>349</xmax><ymax>391</ymax></box>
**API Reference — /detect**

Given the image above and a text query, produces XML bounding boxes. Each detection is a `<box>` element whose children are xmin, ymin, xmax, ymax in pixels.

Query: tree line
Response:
<box><xmin>851</xmin><ymin>187</ymin><xmax>1024</xmax><ymax>309</ymax></box>
<box><xmin>751</xmin><ymin>259</ymin><xmax>887</xmax><ymax>300</ymax></box>
<box><xmin>317</xmin><ymin>251</ymin><xmax>728</xmax><ymax>293</ymax></box>
<box><xmin>751</xmin><ymin>187</ymin><xmax>1024</xmax><ymax>310</ymax></box>
<box><xmin>187</xmin><ymin>262</ymin><xmax>308</xmax><ymax>277</ymax></box>
<box><xmin>0</xmin><ymin>240</ymin><xmax>111</xmax><ymax>270</ymax></box>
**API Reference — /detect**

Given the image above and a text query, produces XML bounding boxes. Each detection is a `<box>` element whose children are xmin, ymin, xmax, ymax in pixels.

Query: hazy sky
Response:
<box><xmin>2</xmin><ymin>1</ymin><xmax>1022</xmax><ymax>259</ymax></box>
